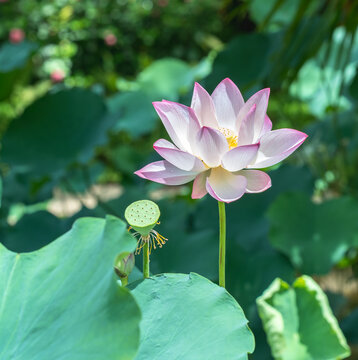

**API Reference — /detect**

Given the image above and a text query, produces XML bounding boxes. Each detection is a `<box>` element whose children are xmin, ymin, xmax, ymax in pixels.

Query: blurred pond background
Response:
<box><xmin>0</xmin><ymin>0</ymin><xmax>358</xmax><ymax>358</ymax></box>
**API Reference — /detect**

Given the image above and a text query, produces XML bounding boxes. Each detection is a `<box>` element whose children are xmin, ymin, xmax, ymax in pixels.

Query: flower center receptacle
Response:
<box><xmin>219</xmin><ymin>127</ymin><xmax>238</xmax><ymax>149</ymax></box>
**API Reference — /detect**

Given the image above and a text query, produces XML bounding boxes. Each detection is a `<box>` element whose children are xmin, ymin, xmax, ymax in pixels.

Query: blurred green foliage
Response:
<box><xmin>0</xmin><ymin>0</ymin><xmax>222</xmax><ymax>78</ymax></box>
<box><xmin>0</xmin><ymin>0</ymin><xmax>358</xmax><ymax>359</ymax></box>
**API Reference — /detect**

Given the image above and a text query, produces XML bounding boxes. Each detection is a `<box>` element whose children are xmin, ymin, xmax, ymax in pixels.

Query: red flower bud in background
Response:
<box><xmin>9</xmin><ymin>28</ymin><xmax>25</xmax><ymax>44</ymax></box>
<box><xmin>104</xmin><ymin>33</ymin><xmax>117</xmax><ymax>47</ymax></box>
<box><xmin>157</xmin><ymin>0</ymin><xmax>168</xmax><ymax>7</ymax></box>
<box><xmin>51</xmin><ymin>69</ymin><xmax>65</xmax><ymax>83</ymax></box>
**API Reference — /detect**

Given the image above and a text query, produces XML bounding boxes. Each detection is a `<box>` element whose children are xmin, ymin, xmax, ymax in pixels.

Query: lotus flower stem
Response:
<box><xmin>143</xmin><ymin>237</ymin><xmax>150</xmax><ymax>278</ymax></box>
<box><xmin>218</xmin><ymin>201</ymin><xmax>226</xmax><ymax>288</ymax></box>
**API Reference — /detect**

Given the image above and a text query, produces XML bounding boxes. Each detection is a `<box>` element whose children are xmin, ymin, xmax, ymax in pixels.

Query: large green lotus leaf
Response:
<box><xmin>131</xmin><ymin>273</ymin><xmax>255</xmax><ymax>360</ymax></box>
<box><xmin>0</xmin><ymin>215</ymin><xmax>141</xmax><ymax>360</ymax></box>
<box><xmin>257</xmin><ymin>276</ymin><xmax>350</xmax><ymax>360</ymax></box>
<box><xmin>267</xmin><ymin>192</ymin><xmax>358</xmax><ymax>274</ymax></box>
<box><xmin>1</xmin><ymin>88</ymin><xmax>110</xmax><ymax>176</ymax></box>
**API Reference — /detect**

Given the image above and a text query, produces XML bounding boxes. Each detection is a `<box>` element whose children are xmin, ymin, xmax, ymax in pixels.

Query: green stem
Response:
<box><xmin>218</xmin><ymin>201</ymin><xmax>226</xmax><ymax>288</ymax></box>
<box><xmin>143</xmin><ymin>238</ymin><xmax>150</xmax><ymax>279</ymax></box>
<box><xmin>121</xmin><ymin>276</ymin><xmax>128</xmax><ymax>287</ymax></box>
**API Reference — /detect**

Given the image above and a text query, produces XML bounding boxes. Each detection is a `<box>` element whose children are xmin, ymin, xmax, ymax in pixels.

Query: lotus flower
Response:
<box><xmin>135</xmin><ymin>78</ymin><xmax>307</xmax><ymax>203</ymax></box>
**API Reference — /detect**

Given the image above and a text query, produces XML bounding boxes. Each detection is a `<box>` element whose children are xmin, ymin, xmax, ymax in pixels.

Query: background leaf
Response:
<box><xmin>136</xmin><ymin>58</ymin><xmax>194</xmax><ymax>100</ymax></box>
<box><xmin>341</xmin><ymin>309</ymin><xmax>358</xmax><ymax>346</ymax></box>
<box><xmin>267</xmin><ymin>192</ymin><xmax>358</xmax><ymax>274</ymax></box>
<box><xmin>204</xmin><ymin>33</ymin><xmax>274</xmax><ymax>93</ymax></box>
<box><xmin>0</xmin><ymin>41</ymin><xmax>37</xmax><ymax>100</ymax></box>
<box><xmin>1</xmin><ymin>88</ymin><xmax>110</xmax><ymax>176</ymax></box>
<box><xmin>0</xmin><ymin>42</ymin><xmax>37</xmax><ymax>72</ymax></box>
<box><xmin>109</xmin><ymin>57</ymin><xmax>211</xmax><ymax>137</ymax></box>
<box><xmin>0</xmin><ymin>211</ymin><xmax>68</xmax><ymax>252</ymax></box>
<box><xmin>107</xmin><ymin>90</ymin><xmax>157</xmax><ymax>137</ymax></box>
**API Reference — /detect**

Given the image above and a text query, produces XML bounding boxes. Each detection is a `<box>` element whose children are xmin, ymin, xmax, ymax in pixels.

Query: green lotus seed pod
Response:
<box><xmin>124</xmin><ymin>200</ymin><xmax>160</xmax><ymax>236</ymax></box>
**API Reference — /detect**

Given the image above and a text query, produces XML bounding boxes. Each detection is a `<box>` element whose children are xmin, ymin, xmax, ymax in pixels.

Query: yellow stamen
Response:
<box><xmin>130</xmin><ymin>229</ymin><xmax>168</xmax><ymax>255</ymax></box>
<box><xmin>135</xmin><ymin>238</ymin><xmax>144</xmax><ymax>255</ymax></box>
<box><xmin>219</xmin><ymin>127</ymin><xmax>238</xmax><ymax>149</ymax></box>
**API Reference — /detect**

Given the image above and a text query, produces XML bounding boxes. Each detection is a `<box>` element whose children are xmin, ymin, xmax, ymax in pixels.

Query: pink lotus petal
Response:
<box><xmin>135</xmin><ymin>160</ymin><xmax>198</xmax><ymax>185</ymax></box>
<box><xmin>196</xmin><ymin>126</ymin><xmax>229</xmax><ymax>168</ymax></box>
<box><xmin>240</xmin><ymin>170</ymin><xmax>272</xmax><ymax>193</ymax></box>
<box><xmin>238</xmin><ymin>108</ymin><xmax>272</xmax><ymax>146</ymax></box>
<box><xmin>260</xmin><ymin>115</ymin><xmax>272</xmax><ymax>137</ymax></box>
<box><xmin>211</xmin><ymin>78</ymin><xmax>244</xmax><ymax>130</ymax></box>
<box><xmin>191</xmin><ymin>171</ymin><xmax>209</xmax><ymax>199</ymax></box>
<box><xmin>154</xmin><ymin>139</ymin><xmax>206</xmax><ymax>172</ymax></box>
<box><xmin>221</xmin><ymin>143</ymin><xmax>259</xmax><ymax>172</ymax></box>
<box><xmin>237</xmin><ymin>88</ymin><xmax>270</xmax><ymax>136</ymax></box>
<box><xmin>191</xmin><ymin>82</ymin><xmax>218</xmax><ymax>128</ymax></box>
<box><xmin>153</xmin><ymin>101</ymin><xmax>200</xmax><ymax>154</ymax></box>
<box><xmin>237</xmin><ymin>105</ymin><xmax>256</xmax><ymax>146</ymax></box>
<box><xmin>206</xmin><ymin>167</ymin><xmax>247</xmax><ymax>203</ymax></box>
<box><xmin>249</xmin><ymin>129</ymin><xmax>308</xmax><ymax>168</ymax></box>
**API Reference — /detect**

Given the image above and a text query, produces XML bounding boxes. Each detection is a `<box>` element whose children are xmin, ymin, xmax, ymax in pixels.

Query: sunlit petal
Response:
<box><xmin>206</xmin><ymin>167</ymin><xmax>247</xmax><ymax>203</ymax></box>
